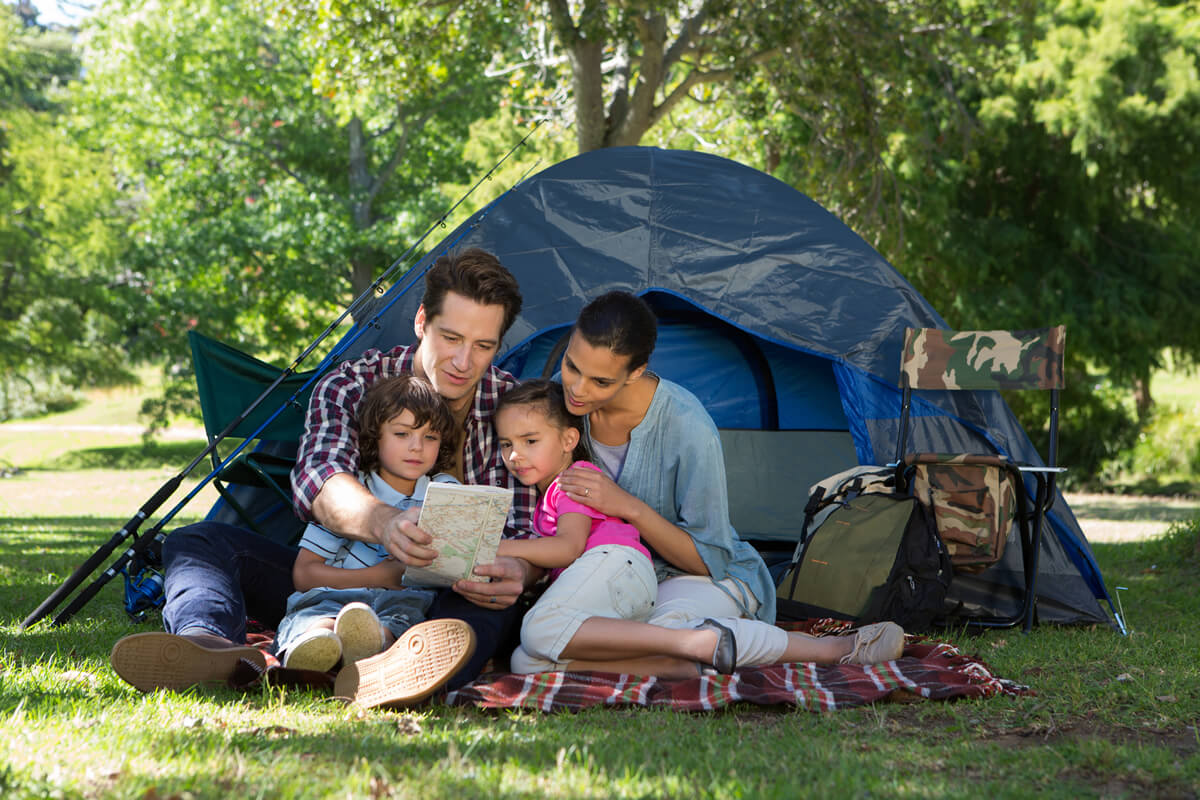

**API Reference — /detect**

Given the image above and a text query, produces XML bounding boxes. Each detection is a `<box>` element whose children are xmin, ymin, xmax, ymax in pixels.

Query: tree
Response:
<box><xmin>895</xmin><ymin>0</ymin><xmax>1200</xmax><ymax>417</ymax></box>
<box><xmin>0</xmin><ymin>7</ymin><xmax>134</xmax><ymax>419</ymax></box>
<box><xmin>79</xmin><ymin>0</ymin><xmax>505</xmax><ymax>367</ymax></box>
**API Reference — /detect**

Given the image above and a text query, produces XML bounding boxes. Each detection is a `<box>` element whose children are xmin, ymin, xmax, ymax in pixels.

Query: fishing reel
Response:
<box><xmin>121</xmin><ymin>551</ymin><xmax>166</xmax><ymax>623</ymax></box>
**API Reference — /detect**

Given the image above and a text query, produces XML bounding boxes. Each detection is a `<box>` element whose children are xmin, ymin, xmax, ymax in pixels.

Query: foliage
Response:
<box><xmin>893</xmin><ymin>0</ymin><xmax>1200</xmax><ymax>407</ymax></box>
<box><xmin>78</xmin><ymin>0</ymin><xmax>503</xmax><ymax>362</ymax></box>
<box><xmin>1098</xmin><ymin>402</ymin><xmax>1200</xmax><ymax>494</ymax></box>
<box><xmin>729</xmin><ymin>1</ymin><xmax>1029</xmax><ymax>253</ymax></box>
<box><xmin>1005</xmin><ymin>360</ymin><xmax>1141</xmax><ymax>489</ymax></box>
<box><xmin>0</xmin><ymin>8</ymin><xmax>136</xmax><ymax>420</ymax></box>
<box><xmin>73</xmin><ymin>0</ymin><xmax>508</xmax><ymax>429</ymax></box>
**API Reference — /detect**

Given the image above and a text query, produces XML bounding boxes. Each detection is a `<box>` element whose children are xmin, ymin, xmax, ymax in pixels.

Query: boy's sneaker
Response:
<box><xmin>283</xmin><ymin>628</ymin><xmax>343</xmax><ymax>673</ymax></box>
<box><xmin>110</xmin><ymin>632</ymin><xmax>266</xmax><ymax>692</ymax></box>
<box><xmin>334</xmin><ymin>618</ymin><xmax>475</xmax><ymax>709</ymax></box>
<box><xmin>838</xmin><ymin>621</ymin><xmax>906</xmax><ymax>665</ymax></box>
<box><xmin>334</xmin><ymin>602</ymin><xmax>387</xmax><ymax>664</ymax></box>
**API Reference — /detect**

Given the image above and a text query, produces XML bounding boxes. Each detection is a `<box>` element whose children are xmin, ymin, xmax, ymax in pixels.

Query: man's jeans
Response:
<box><xmin>160</xmin><ymin>520</ymin><xmax>523</xmax><ymax>688</ymax></box>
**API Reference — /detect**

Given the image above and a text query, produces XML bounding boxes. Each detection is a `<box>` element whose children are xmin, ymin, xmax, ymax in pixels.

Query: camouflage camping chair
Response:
<box><xmin>894</xmin><ymin>327</ymin><xmax>1066</xmax><ymax>632</ymax></box>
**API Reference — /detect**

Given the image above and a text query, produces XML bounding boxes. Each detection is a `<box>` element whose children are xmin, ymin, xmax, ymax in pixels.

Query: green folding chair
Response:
<box><xmin>894</xmin><ymin>326</ymin><xmax>1067</xmax><ymax>631</ymax></box>
<box><xmin>188</xmin><ymin>330</ymin><xmax>320</xmax><ymax>538</ymax></box>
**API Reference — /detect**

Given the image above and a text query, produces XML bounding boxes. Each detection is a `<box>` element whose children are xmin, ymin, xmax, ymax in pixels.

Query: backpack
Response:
<box><xmin>776</xmin><ymin>466</ymin><xmax>953</xmax><ymax>632</ymax></box>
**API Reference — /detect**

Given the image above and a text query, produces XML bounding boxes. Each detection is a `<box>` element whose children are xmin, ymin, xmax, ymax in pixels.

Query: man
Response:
<box><xmin>109</xmin><ymin>248</ymin><xmax>541</xmax><ymax>706</ymax></box>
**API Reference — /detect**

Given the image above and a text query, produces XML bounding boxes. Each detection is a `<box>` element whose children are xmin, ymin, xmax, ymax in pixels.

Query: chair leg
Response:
<box><xmin>1021</xmin><ymin>477</ymin><xmax>1050</xmax><ymax>633</ymax></box>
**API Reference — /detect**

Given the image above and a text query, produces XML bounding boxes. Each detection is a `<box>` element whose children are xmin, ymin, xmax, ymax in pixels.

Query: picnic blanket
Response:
<box><xmin>444</xmin><ymin>620</ymin><xmax>1032</xmax><ymax>712</ymax></box>
<box><xmin>248</xmin><ymin>620</ymin><xmax>1031</xmax><ymax>711</ymax></box>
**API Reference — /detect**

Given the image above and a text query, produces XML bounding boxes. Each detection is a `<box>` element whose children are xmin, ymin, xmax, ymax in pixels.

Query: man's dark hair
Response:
<box><xmin>573</xmin><ymin>291</ymin><xmax>658</xmax><ymax>371</ymax></box>
<box><xmin>497</xmin><ymin>379</ymin><xmax>590</xmax><ymax>463</ymax></box>
<box><xmin>358</xmin><ymin>375</ymin><xmax>457</xmax><ymax>475</ymax></box>
<box><xmin>422</xmin><ymin>248</ymin><xmax>523</xmax><ymax>337</ymax></box>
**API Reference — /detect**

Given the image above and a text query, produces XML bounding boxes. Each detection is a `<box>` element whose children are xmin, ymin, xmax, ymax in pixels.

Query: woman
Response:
<box><xmin>509</xmin><ymin>291</ymin><xmax>903</xmax><ymax>677</ymax></box>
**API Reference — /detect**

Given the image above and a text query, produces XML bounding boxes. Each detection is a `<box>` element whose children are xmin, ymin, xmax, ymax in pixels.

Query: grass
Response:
<box><xmin>0</xmin><ymin>379</ymin><xmax>1197</xmax><ymax>798</ymax></box>
<box><xmin>0</xmin><ymin>512</ymin><xmax>1197</xmax><ymax>798</ymax></box>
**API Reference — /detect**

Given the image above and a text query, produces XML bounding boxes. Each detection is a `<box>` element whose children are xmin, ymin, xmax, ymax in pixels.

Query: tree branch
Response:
<box><xmin>140</xmin><ymin>116</ymin><xmax>322</xmax><ymax>194</ymax></box>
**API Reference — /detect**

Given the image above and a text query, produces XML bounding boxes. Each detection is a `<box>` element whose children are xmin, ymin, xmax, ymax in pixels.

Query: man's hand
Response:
<box><xmin>370</xmin><ymin>505</ymin><xmax>439</xmax><ymax>566</ymax></box>
<box><xmin>452</xmin><ymin>555</ymin><xmax>537</xmax><ymax>609</ymax></box>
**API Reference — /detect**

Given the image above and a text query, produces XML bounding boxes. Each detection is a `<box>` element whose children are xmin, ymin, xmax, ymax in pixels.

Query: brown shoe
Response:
<box><xmin>333</xmin><ymin>618</ymin><xmax>475</xmax><ymax>709</ymax></box>
<box><xmin>838</xmin><ymin>622</ymin><xmax>905</xmax><ymax>665</ymax></box>
<box><xmin>110</xmin><ymin>632</ymin><xmax>267</xmax><ymax>692</ymax></box>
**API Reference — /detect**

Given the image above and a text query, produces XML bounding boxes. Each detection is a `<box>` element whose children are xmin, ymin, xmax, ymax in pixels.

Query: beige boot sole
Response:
<box><xmin>334</xmin><ymin>602</ymin><xmax>386</xmax><ymax>664</ymax></box>
<box><xmin>334</xmin><ymin>618</ymin><xmax>475</xmax><ymax>709</ymax></box>
<box><xmin>110</xmin><ymin>632</ymin><xmax>266</xmax><ymax>692</ymax></box>
<box><xmin>283</xmin><ymin>629</ymin><xmax>343</xmax><ymax>672</ymax></box>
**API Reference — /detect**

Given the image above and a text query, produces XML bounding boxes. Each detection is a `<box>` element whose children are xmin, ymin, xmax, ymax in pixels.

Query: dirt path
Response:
<box><xmin>1064</xmin><ymin>492</ymin><xmax>1200</xmax><ymax>543</ymax></box>
<box><xmin>2</xmin><ymin>423</ymin><xmax>205</xmax><ymax>440</ymax></box>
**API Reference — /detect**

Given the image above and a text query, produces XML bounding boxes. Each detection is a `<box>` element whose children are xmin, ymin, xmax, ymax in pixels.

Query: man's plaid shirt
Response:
<box><xmin>290</xmin><ymin>344</ymin><xmax>537</xmax><ymax>538</ymax></box>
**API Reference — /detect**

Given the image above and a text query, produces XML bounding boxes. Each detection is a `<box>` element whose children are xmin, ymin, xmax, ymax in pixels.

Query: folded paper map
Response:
<box><xmin>404</xmin><ymin>483</ymin><xmax>513</xmax><ymax>587</ymax></box>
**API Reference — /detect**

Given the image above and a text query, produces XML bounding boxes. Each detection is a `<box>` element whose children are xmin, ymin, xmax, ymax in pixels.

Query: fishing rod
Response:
<box><xmin>20</xmin><ymin>125</ymin><xmax>543</xmax><ymax>631</ymax></box>
<box><xmin>48</xmin><ymin>156</ymin><xmax>544</xmax><ymax>628</ymax></box>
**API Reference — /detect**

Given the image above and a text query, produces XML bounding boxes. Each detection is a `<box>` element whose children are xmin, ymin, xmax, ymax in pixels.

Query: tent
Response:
<box><xmin>230</xmin><ymin>146</ymin><xmax>1119</xmax><ymax>628</ymax></box>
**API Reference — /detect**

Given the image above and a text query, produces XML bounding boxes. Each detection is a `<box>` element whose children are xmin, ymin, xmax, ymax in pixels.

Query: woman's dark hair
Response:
<box><xmin>358</xmin><ymin>375</ymin><xmax>457</xmax><ymax>475</ymax></box>
<box><xmin>496</xmin><ymin>379</ymin><xmax>590</xmax><ymax>463</ymax></box>
<box><xmin>573</xmin><ymin>291</ymin><xmax>657</xmax><ymax>371</ymax></box>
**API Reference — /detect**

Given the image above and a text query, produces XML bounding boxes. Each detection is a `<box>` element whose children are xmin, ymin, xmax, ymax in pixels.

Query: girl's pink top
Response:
<box><xmin>535</xmin><ymin>461</ymin><xmax>652</xmax><ymax>579</ymax></box>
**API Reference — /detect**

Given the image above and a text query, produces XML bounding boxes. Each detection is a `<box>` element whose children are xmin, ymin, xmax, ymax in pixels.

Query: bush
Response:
<box><xmin>1005</xmin><ymin>373</ymin><xmax>1139</xmax><ymax>490</ymax></box>
<box><xmin>1098</xmin><ymin>404</ymin><xmax>1200</xmax><ymax>494</ymax></box>
<box><xmin>0</xmin><ymin>371</ymin><xmax>82</xmax><ymax>422</ymax></box>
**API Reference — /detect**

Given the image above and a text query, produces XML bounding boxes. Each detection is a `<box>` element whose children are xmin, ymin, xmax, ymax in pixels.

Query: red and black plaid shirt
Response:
<box><xmin>290</xmin><ymin>344</ymin><xmax>536</xmax><ymax>538</ymax></box>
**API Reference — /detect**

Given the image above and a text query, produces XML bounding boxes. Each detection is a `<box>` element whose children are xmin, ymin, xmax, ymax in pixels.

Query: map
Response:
<box><xmin>404</xmin><ymin>483</ymin><xmax>513</xmax><ymax>587</ymax></box>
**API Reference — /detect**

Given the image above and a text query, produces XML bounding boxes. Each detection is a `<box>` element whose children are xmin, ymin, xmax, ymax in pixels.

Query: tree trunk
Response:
<box><xmin>1133</xmin><ymin>372</ymin><xmax>1154</xmax><ymax>422</ymax></box>
<box><xmin>346</xmin><ymin>115</ymin><xmax>375</xmax><ymax>301</ymax></box>
<box><xmin>350</xmin><ymin>257</ymin><xmax>375</xmax><ymax>303</ymax></box>
<box><xmin>570</xmin><ymin>38</ymin><xmax>607</xmax><ymax>152</ymax></box>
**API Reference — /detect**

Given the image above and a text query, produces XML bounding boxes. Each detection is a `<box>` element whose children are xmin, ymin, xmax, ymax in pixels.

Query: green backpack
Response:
<box><xmin>776</xmin><ymin>466</ymin><xmax>953</xmax><ymax>632</ymax></box>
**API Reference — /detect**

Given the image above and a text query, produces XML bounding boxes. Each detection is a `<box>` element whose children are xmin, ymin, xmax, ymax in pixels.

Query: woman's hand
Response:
<box><xmin>557</xmin><ymin>465</ymin><xmax>639</xmax><ymax>520</ymax></box>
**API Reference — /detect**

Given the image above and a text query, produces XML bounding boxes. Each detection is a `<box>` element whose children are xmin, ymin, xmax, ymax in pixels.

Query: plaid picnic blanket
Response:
<box><xmin>247</xmin><ymin>620</ymin><xmax>1031</xmax><ymax>711</ymax></box>
<box><xmin>444</xmin><ymin>621</ymin><xmax>1031</xmax><ymax>713</ymax></box>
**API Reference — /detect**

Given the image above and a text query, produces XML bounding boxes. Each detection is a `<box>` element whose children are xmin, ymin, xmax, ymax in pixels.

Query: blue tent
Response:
<box><xmin>326</xmin><ymin>146</ymin><xmax>1116</xmax><ymax>627</ymax></box>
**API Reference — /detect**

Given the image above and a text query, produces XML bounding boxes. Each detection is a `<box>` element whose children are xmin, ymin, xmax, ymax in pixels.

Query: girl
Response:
<box><xmin>274</xmin><ymin>375</ymin><xmax>462</xmax><ymax>672</ymax></box>
<box><xmin>494</xmin><ymin>380</ymin><xmax>699</xmax><ymax>674</ymax></box>
<box><xmin>540</xmin><ymin>291</ymin><xmax>904</xmax><ymax>676</ymax></box>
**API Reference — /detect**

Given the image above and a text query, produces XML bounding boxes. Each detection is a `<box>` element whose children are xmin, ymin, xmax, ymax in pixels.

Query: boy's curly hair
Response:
<box><xmin>357</xmin><ymin>375</ymin><xmax>457</xmax><ymax>476</ymax></box>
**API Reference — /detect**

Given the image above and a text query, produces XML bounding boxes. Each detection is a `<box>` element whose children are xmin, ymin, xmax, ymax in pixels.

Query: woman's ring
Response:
<box><xmin>584</xmin><ymin>487</ymin><xmax>590</xmax><ymax>497</ymax></box>
<box><xmin>489</xmin><ymin>596</ymin><xmax>497</xmax><ymax>604</ymax></box>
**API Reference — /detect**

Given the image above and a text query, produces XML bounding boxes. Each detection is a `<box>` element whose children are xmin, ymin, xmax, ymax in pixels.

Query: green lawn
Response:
<box><xmin>0</xmin><ymin>379</ymin><xmax>1197</xmax><ymax>798</ymax></box>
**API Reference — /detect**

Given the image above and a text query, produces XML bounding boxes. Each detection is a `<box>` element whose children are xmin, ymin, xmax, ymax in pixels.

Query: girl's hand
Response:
<box><xmin>373</xmin><ymin>558</ymin><xmax>409</xmax><ymax>590</ymax></box>
<box><xmin>558</xmin><ymin>466</ymin><xmax>638</xmax><ymax>520</ymax></box>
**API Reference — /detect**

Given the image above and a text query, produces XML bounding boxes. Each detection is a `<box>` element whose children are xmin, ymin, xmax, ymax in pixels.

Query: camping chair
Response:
<box><xmin>189</xmin><ymin>330</ymin><xmax>318</xmax><ymax>539</ymax></box>
<box><xmin>894</xmin><ymin>326</ymin><xmax>1066</xmax><ymax>632</ymax></box>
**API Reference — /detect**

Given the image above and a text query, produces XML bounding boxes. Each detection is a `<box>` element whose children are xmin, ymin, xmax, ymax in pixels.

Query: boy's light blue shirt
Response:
<box><xmin>584</xmin><ymin>377</ymin><xmax>776</xmax><ymax>623</ymax></box>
